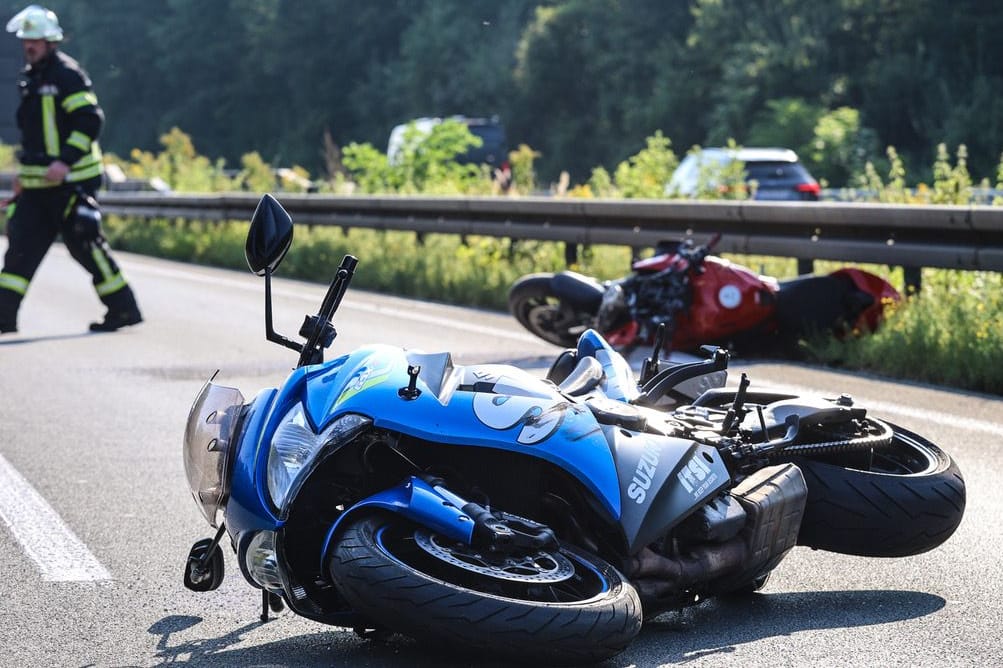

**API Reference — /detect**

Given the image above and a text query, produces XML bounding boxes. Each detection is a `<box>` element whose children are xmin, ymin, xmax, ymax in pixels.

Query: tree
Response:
<box><xmin>511</xmin><ymin>0</ymin><xmax>693</xmax><ymax>181</ymax></box>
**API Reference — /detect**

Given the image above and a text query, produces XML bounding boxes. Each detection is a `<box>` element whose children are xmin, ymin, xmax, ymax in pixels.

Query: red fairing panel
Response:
<box><xmin>831</xmin><ymin>268</ymin><xmax>901</xmax><ymax>332</ymax></box>
<box><xmin>678</xmin><ymin>257</ymin><xmax>777</xmax><ymax>347</ymax></box>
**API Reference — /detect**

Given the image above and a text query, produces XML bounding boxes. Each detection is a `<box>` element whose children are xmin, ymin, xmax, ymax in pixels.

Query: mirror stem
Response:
<box><xmin>264</xmin><ymin>268</ymin><xmax>303</xmax><ymax>353</ymax></box>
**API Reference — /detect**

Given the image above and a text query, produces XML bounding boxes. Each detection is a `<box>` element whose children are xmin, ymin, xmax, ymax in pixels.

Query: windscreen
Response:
<box><xmin>183</xmin><ymin>381</ymin><xmax>245</xmax><ymax>527</ymax></box>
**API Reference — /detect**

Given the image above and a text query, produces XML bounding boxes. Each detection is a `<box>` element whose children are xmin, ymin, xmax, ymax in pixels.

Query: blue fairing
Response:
<box><xmin>224</xmin><ymin>355</ymin><xmax>353</xmax><ymax>535</ymax></box>
<box><xmin>225</xmin><ymin>386</ymin><xmax>281</xmax><ymax>534</ymax></box>
<box><xmin>236</xmin><ymin>345</ymin><xmax>622</xmax><ymax>522</ymax></box>
<box><xmin>319</xmin><ymin>476</ymin><xmax>477</xmax><ymax>563</ymax></box>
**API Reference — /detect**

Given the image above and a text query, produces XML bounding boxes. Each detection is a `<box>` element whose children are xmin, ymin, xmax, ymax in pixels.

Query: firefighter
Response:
<box><xmin>0</xmin><ymin>5</ymin><xmax>141</xmax><ymax>334</ymax></box>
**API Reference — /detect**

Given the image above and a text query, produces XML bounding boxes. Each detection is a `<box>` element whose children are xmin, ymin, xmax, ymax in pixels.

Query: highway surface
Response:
<box><xmin>1</xmin><ymin>241</ymin><xmax>1001</xmax><ymax>667</ymax></box>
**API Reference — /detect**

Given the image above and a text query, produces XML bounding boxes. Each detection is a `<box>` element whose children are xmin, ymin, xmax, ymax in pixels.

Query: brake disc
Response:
<box><xmin>414</xmin><ymin>529</ymin><xmax>575</xmax><ymax>583</ymax></box>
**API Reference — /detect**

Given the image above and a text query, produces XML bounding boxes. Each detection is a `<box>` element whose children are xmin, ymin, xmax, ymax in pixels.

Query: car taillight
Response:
<box><xmin>796</xmin><ymin>182</ymin><xmax>821</xmax><ymax>196</ymax></box>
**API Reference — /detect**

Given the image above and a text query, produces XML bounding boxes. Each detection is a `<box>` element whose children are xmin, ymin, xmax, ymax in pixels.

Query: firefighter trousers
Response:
<box><xmin>0</xmin><ymin>180</ymin><xmax>138</xmax><ymax>326</ymax></box>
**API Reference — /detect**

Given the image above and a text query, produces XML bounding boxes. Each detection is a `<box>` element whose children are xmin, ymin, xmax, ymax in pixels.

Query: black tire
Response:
<box><xmin>508</xmin><ymin>274</ymin><xmax>589</xmax><ymax>348</ymax></box>
<box><xmin>329</xmin><ymin>514</ymin><xmax>642</xmax><ymax>664</ymax></box>
<box><xmin>792</xmin><ymin>422</ymin><xmax>965</xmax><ymax>557</ymax></box>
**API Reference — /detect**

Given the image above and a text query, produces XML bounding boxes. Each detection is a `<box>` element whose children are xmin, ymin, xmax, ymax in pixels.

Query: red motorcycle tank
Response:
<box><xmin>629</xmin><ymin>253</ymin><xmax>778</xmax><ymax>350</ymax></box>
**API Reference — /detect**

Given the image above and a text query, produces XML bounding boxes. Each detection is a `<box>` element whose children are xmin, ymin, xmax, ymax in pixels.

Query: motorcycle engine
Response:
<box><xmin>626</xmin><ymin>463</ymin><xmax>807</xmax><ymax>614</ymax></box>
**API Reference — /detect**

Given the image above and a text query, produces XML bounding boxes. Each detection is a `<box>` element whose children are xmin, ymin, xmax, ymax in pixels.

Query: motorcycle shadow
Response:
<box><xmin>635</xmin><ymin>588</ymin><xmax>946</xmax><ymax>663</ymax></box>
<box><xmin>145</xmin><ymin>589</ymin><xmax>944</xmax><ymax>667</ymax></box>
<box><xmin>147</xmin><ymin>614</ymin><xmax>561</xmax><ymax>668</ymax></box>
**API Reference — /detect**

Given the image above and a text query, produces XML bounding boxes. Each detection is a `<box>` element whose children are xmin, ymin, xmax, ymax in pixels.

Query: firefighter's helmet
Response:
<box><xmin>6</xmin><ymin>5</ymin><xmax>63</xmax><ymax>42</ymax></box>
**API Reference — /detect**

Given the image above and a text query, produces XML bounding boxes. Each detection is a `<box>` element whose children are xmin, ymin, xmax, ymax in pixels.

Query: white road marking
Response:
<box><xmin>0</xmin><ymin>454</ymin><xmax>111</xmax><ymax>581</ymax></box>
<box><xmin>340</xmin><ymin>300</ymin><xmax>543</xmax><ymax>343</ymax></box>
<box><xmin>130</xmin><ymin>261</ymin><xmax>544</xmax><ymax>343</ymax></box>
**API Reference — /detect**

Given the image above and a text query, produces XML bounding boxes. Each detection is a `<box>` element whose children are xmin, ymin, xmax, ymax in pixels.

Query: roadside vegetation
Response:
<box><xmin>4</xmin><ymin>124</ymin><xmax>1002</xmax><ymax>394</ymax></box>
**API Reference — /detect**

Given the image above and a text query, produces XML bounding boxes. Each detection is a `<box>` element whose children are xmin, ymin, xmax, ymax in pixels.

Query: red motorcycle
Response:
<box><xmin>508</xmin><ymin>234</ymin><xmax>900</xmax><ymax>355</ymax></box>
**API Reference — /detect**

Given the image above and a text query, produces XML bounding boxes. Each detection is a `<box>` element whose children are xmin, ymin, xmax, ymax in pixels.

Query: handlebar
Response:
<box><xmin>296</xmin><ymin>254</ymin><xmax>358</xmax><ymax>368</ymax></box>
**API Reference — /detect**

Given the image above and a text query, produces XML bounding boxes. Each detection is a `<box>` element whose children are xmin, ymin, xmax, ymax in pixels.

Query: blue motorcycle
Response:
<box><xmin>182</xmin><ymin>195</ymin><xmax>965</xmax><ymax>664</ymax></box>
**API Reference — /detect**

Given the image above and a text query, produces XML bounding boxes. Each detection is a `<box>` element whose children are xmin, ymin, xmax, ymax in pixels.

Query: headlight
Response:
<box><xmin>245</xmin><ymin>530</ymin><xmax>283</xmax><ymax>590</ymax></box>
<box><xmin>267</xmin><ymin>406</ymin><xmax>370</xmax><ymax>512</ymax></box>
<box><xmin>183</xmin><ymin>381</ymin><xmax>245</xmax><ymax>528</ymax></box>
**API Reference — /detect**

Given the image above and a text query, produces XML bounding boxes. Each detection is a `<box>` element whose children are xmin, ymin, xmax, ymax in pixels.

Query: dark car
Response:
<box><xmin>666</xmin><ymin>147</ymin><xmax>820</xmax><ymax>201</ymax></box>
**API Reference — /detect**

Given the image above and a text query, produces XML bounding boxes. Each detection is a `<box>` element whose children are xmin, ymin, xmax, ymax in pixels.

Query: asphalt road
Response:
<box><xmin>1</xmin><ymin>241</ymin><xmax>1001</xmax><ymax>667</ymax></box>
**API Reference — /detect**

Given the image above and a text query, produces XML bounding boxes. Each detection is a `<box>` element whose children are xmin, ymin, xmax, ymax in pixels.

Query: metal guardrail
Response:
<box><xmin>96</xmin><ymin>191</ymin><xmax>1003</xmax><ymax>272</ymax></box>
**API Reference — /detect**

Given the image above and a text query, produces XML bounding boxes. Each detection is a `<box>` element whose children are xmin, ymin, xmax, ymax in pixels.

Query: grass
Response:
<box><xmin>807</xmin><ymin>270</ymin><xmax>1003</xmax><ymax>394</ymax></box>
<box><xmin>103</xmin><ymin>216</ymin><xmax>1003</xmax><ymax>395</ymax></box>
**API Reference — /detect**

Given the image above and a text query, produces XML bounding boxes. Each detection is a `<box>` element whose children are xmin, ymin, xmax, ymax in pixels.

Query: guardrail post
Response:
<box><xmin>797</xmin><ymin>258</ymin><xmax>814</xmax><ymax>275</ymax></box>
<box><xmin>903</xmin><ymin>266</ymin><xmax>922</xmax><ymax>295</ymax></box>
<box><xmin>564</xmin><ymin>242</ymin><xmax>578</xmax><ymax>266</ymax></box>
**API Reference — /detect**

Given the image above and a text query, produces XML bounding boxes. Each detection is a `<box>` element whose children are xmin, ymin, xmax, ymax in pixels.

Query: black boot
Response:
<box><xmin>89</xmin><ymin>306</ymin><xmax>143</xmax><ymax>332</ymax></box>
<box><xmin>90</xmin><ymin>287</ymin><xmax>143</xmax><ymax>333</ymax></box>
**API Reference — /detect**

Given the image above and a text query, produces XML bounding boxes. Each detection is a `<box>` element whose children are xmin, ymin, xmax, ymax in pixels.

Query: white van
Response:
<box><xmin>386</xmin><ymin>116</ymin><xmax>508</xmax><ymax>168</ymax></box>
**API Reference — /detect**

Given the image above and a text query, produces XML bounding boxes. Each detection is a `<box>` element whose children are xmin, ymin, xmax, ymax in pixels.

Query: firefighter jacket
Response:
<box><xmin>16</xmin><ymin>49</ymin><xmax>104</xmax><ymax>189</ymax></box>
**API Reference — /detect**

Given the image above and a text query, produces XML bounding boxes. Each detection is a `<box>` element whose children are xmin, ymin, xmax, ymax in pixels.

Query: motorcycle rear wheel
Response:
<box><xmin>329</xmin><ymin>514</ymin><xmax>641</xmax><ymax>664</ymax></box>
<box><xmin>791</xmin><ymin>422</ymin><xmax>965</xmax><ymax>557</ymax></box>
<box><xmin>508</xmin><ymin>274</ymin><xmax>588</xmax><ymax>348</ymax></box>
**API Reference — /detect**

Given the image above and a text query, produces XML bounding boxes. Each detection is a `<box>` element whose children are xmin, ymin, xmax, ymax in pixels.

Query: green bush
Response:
<box><xmin>610</xmin><ymin>131</ymin><xmax>679</xmax><ymax>199</ymax></box>
<box><xmin>342</xmin><ymin>119</ymin><xmax>494</xmax><ymax>195</ymax></box>
<box><xmin>809</xmin><ymin>270</ymin><xmax>1003</xmax><ymax>394</ymax></box>
<box><xmin>61</xmin><ymin>128</ymin><xmax>1003</xmax><ymax>396</ymax></box>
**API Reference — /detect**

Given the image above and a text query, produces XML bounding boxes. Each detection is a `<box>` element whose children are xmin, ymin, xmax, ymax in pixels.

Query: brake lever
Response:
<box><xmin>752</xmin><ymin>414</ymin><xmax>801</xmax><ymax>456</ymax></box>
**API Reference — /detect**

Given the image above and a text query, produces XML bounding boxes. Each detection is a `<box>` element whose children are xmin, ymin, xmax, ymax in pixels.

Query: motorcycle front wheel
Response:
<box><xmin>508</xmin><ymin>274</ymin><xmax>589</xmax><ymax>348</ymax></box>
<box><xmin>329</xmin><ymin>514</ymin><xmax>642</xmax><ymax>664</ymax></box>
<box><xmin>791</xmin><ymin>422</ymin><xmax>965</xmax><ymax>558</ymax></box>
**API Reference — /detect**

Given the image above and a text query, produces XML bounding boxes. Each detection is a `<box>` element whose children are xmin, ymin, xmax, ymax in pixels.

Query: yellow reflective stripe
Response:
<box><xmin>17</xmin><ymin>175</ymin><xmax>59</xmax><ymax>188</ymax></box>
<box><xmin>95</xmin><ymin>274</ymin><xmax>127</xmax><ymax>297</ymax></box>
<box><xmin>65</xmin><ymin>162</ymin><xmax>103</xmax><ymax>182</ymax></box>
<box><xmin>90</xmin><ymin>244</ymin><xmax>128</xmax><ymax>297</ymax></box>
<box><xmin>62</xmin><ymin>91</ymin><xmax>98</xmax><ymax>113</ymax></box>
<box><xmin>19</xmin><ymin>143</ymin><xmax>104</xmax><ymax>186</ymax></box>
<box><xmin>18</xmin><ymin>165</ymin><xmax>49</xmax><ymax>176</ymax></box>
<box><xmin>42</xmin><ymin>94</ymin><xmax>59</xmax><ymax>157</ymax></box>
<box><xmin>91</xmin><ymin>245</ymin><xmax>114</xmax><ymax>279</ymax></box>
<box><xmin>19</xmin><ymin>165</ymin><xmax>60</xmax><ymax>187</ymax></box>
<box><xmin>63</xmin><ymin>193</ymin><xmax>79</xmax><ymax>219</ymax></box>
<box><xmin>66</xmin><ymin>143</ymin><xmax>104</xmax><ymax>182</ymax></box>
<box><xmin>67</xmin><ymin>130</ymin><xmax>92</xmax><ymax>152</ymax></box>
<box><xmin>0</xmin><ymin>272</ymin><xmax>29</xmax><ymax>295</ymax></box>
<box><xmin>72</xmin><ymin>143</ymin><xmax>102</xmax><ymax>166</ymax></box>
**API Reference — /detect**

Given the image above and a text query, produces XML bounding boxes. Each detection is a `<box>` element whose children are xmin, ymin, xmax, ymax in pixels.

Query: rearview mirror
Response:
<box><xmin>245</xmin><ymin>194</ymin><xmax>293</xmax><ymax>276</ymax></box>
